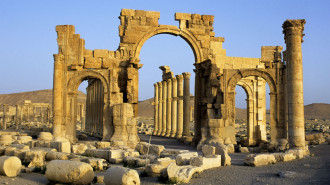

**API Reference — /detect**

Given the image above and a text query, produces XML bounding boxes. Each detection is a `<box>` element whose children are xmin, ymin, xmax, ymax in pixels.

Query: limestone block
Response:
<box><xmin>160</xmin><ymin>149</ymin><xmax>189</xmax><ymax>158</ymax></box>
<box><xmin>0</xmin><ymin>135</ymin><xmax>13</xmax><ymax>146</ymax></box>
<box><xmin>167</xmin><ymin>163</ymin><xmax>203</xmax><ymax>184</ymax></box>
<box><xmin>51</xmin><ymin>140</ymin><xmax>71</xmax><ymax>153</ymax></box>
<box><xmin>38</xmin><ymin>132</ymin><xmax>53</xmax><ymax>141</ymax></box>
<box><xmin>135</xmin><ymin>142</ymin><xmax>165</xmax><ymax>157</ymax></box>
<box><xmin>138</xmin><ymin>154</ymin><xmax>157</xmax><ymax>164</ymax></box>
<box><xmin>94</xmin><ymin>49</ymin><xmax>108</xmax><ymax>58</ymax></box>
<box><xmin>135</xmin><ymin>158</ymin><xmax>150</xmax><ymax>167</ymax></box>
<box><xmin>244</xmin><ymin>154</ymin><xmax>277</xmax><ymax>167</ymax></box>
<box><xmin>305</xmin><ymin>133</ymin><xmax>324</xmax><ymax>141</ymax></box>
<box><xmin>35</xmin><ymin>140</ymin><xmax>52</xmax><ymax>148</ymax></box>
<box><xmin>96</xmin><ymin>141</ymin><xmax>111</xmax><ymax>149</ymax></box>
<box><xmin>46</xmin><ymin>160</ymin><xmax>94</xmax><ymax>185</ymax></box>
<box><xmin>240</xmin><ymin>147</ymin><xmax>250</xmax><ymax>153</ymax></box>
<box><xmin>190</xmin><ymin>155</ymin><xmax>221</xmax><ymax>170</ymax></box>
<box><xmin>176</xmin><ymin>152</ymin><xmax>198</xmax><ymax>166</ymax></box>
<box><xmin>81</xmin><ymin>158</ymin><xmax>106</xmax><ymax>171</ymax></box>
<box><xmin>175</xmin><ymin>13</ymin><xmax>191</xmax><ymax>20</ymax></box>
<box><xmin>4</xmin><ymin>147</ymin><xmax>18</xmax><ymax>156</ymax></box>
<box><xmin>72</xmin><ymin>143</ymin><xmax>88</xmax><ymax>154</ymax></box>
<box><xmin>286</xmin><ymin>149</ymin><xmax>308</xmax><ymax>159</ymax></box>
<box><xmin>121</xmin><ymin>9</ymin><xmax>135</xmax><ymax>16</ymax></box>
<box><xmin>10</xmin><ymin>144</ymin><xmax>29</xmax><ymax>150</ymax></box>
<box><xmin>202</xmin><ymin>145</ymin><xmax>216</xmax><ymax>156</ymax></box>
<box><xmin>208</xmin><ymin>143</ymin><xmax>231</xmax><ymax>166</ymax></box>
<box><xmin>109</xmin><ymin>149</ymin><xmax>125</xmax><ymax>159</ymax></box>
<box><xmin>24</xmin><ymin>149</ymin><xmax>47</xmax><ymax>168</ymax></box>
<box><xmin>226</xmin><ymin>144</ymin><xmax>235</xmax><ymax>153</ymax></box>
<box><xmin>17</xmin><ymin>136</ymin><xmax>32</xmax><ymax>144</ymax></box>
<box><xmin>45</xmin><ymin>151</ymin><xmax>69</xmax><ymax>161</ymax></box>
<box><xmin>0</xmin><ymin>156</ymin><xmax>22</xmax><ymax>177</ymax></box>
<box><xmin>84</xmin><ymin>149</ymin><xmax>109</xmax><ymax>160</ymax></box>
<box><xmin>273</xmin><ymin>153</ymin><xmax>295</xmax><ymax>162</ymax></box>
<box><xmin>156</xmin><ymin>157</ymin><xmax>175</xmax><ymax>167</ymax></box>
<box><xmin>104</xmin><ymin>166</ymin><xmax>140</xmax><ymax>185</ymax></box>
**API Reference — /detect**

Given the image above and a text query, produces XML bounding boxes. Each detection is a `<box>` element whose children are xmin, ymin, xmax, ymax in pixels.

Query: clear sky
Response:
<box><xmin>0</xmin><ymin>0</ymin><xmax>329</xmax><ymax>108</ymax></box>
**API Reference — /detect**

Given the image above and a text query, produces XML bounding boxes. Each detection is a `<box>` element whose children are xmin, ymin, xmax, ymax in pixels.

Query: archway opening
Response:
<box><xmin>235</xmin><ymin>85</ymin><xmax>248</xmax><ymax>146</ymax></box>
<box><xmin>137</xmin><ymin>33</ymin><xmax>196</xmax><ymax>149</ymax></box>
<box><xmin>76</xmin><ymin>78</ymin><xmax>104</xmax><ymax>141</ymax></box>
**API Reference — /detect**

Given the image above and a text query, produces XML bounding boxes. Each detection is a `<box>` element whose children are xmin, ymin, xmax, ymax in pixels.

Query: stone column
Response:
<box><xmin>182</xmin><ymin>72</ymin><xmax>191</xmax><ymax>137</ymax></box>
<box><xmin>170</xmin><ymin>77</ymin><xmax>177</xmax><ymax>137</ymax></box>
<box><xmin>157</xmin><ymin>82</ymin><xmax>163</xmax><ymax>136</ymax></box>
<box><xmin>80</xmin><ymin>104</ymin><xmax>85</xmax><ymax>131</ymax></box>
<box><xmin>176</xmin><ymin>75</ymin><xmax>184</xmax><ymax>138</ymax></box>
<box><xmin>161</xmin><ymin>81</ymin><xmax>167</xmax><ymax>136</ymax></box>
<box><xmin>153</xmin><ymin>83</ymin><xmax>159</xmax><ymax>135</ymax></box>
<box><xmin>53</xmin><ymin>54</ymin><xmax>64</xmax><ymax>137</ymax></box>
<box><xmin>3</xmin><ymin>104</ymin><xmax>7</xmax><ymax>130</ymax></box>
<box><xmin>15</xmin><ymin>105</ymin><xmax>19</xmax><ymax>130</ymax></box>
<box><xmin>166</xmin><ymin>79</ymin><xmax>172</xmax><ymax>137</ymax></box>
<box><xmin>283</xmin><ymin>19</ymin><xmax>306</xmax><ymax>149</ymax></box>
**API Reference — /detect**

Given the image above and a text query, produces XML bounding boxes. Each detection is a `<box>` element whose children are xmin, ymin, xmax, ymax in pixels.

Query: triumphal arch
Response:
<box><xmin>52</xmin><ymin>9</ymin><xmax>306</xmax><ymax>150</ymax></box>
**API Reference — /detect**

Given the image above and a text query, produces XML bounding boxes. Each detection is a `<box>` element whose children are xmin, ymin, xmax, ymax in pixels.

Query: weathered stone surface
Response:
<box><xmin>72</xmin><ymin>143</ymin><xmax>88</xmax><ymax>154</ymax></box>
<box><xmin>104</xmin><ymin>166</ymin><xmax>140</xmax><ymax>185</ymax></box>
<box><xmin>202</xmin><ymin>145</ymin><xmax>216</xmax><ymax>156</ymax></box>
<box><xmin>38</xmin><ymin>132</ymin><xmax>53</xmax><ymax>141</ymax></box>
<box><xmin>176</xmin><ymin>152</ymin><xmax>198</xmax><ymax>166</ymax></box>
<box><xmin>226</xmin><ymin>144</ymin><xmax>235</xmax><ymax>153</ymax></box>
<box><xmin>0</xmin><ymin>135</ymin><xmax>13</xmax><ymax>146</ymax></box>
<box><xmin>207</xmin><ymin>143</ymin><xmax>231</xmax><ymax>166</ymax></box>
<box><xmin>273</xmin><ymin>153</ymin><xmax>295</xmax><ymax>162</ymax></box>
<box><xmin>190</xmin><ymin>155</ymin><xmax>221</xmax><ymax>170</ymax></box>
<box><xmin>96</xmin><ymin>141</ymin><xmax>111</xmax><ymax>149</ymax></box>
<box><xmin>51</xmin><ymin>138</ymin><xmax>71</xmax><ymax>153</ymax></box>
<box><xmin>84</xmin><ymin>149</ymin><xmax>109</xmax><ymax>160</ymax></box>
<box><xmin>45</xmin><ymin>151</ymin><xmax>69</xmax><ymax>161</ymax></box>
<box><xmin>167</xmin><ymin>163</ymin><xmax>203</xmax><ymax>184</ymax></box>
<box><xmin>24</xmin><ymin>150</ymin><xmax>47</xmax><ymax>167</ymax></box>
<box><xmin>135</xmin><ymin>142</ymin><xmax>165</xmax><ymax>157</ymax></box>
<box><xmin>240</xmin><ymin>147</ymin><xmax>249</xmax><ymax>153</ymax></box>
<box><xmin>0</xmin><ymin>156</ymin><xmax>22</xmax><ymax>177</ymax></box>
<box><xmin>286</xmin><ymin>149</ymin><xmax>309</xmax><ymax>159</ymax></box>
<box><xmin>45</xmin><ymin>160</ymin><xmax>94</xmax><ymax>184</ymax></box>
<box><xmin>81</xmin><ymin>158</ymin><xmax>106</xmax><ymax>171</ymax></box>
<box><xmin>156</xmin><ymin>157</ymin><xmax>175</xmax><ymax>167</ymax></box>
<box><xmin>244</xmin><ymin>154</ymin><xmax>277</xmax><ymax>166</ymax></box>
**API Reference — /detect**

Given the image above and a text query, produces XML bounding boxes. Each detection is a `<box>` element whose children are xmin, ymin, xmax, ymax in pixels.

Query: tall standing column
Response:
<box><xmin>80</xmin><ymin>104</ymin><xmax>85</xmax><ymax>131</ymax></box>
<box><xmin>182</xmin><ymin>72</ymin><xmax>191</xmax><ymax>137</ymax></box>
<box><xmin>3</xmin><ymin>104</ymin><xmax>7</xmax><ymax>130</ymax></box>
<box><xmin>53</xmin><ymin>54</ymin><xmax>64</xmax><ymax>137</ymax></box>
<box><xmin>166</xmin><ymin>79</ymin><xmax>172</xmax><ymax>137</ymax></box>
<box><xmin>15</xmin><ymin>105</ymin><xmax>19</xmax><ymax>130</ymax></box>
<box><xmin>170</xmin><ymin>77</ymin><xmax>178</xmax><ymax>137</ymax></box>
<box><xmin>176</xmin><ymin>75</ymin><xmax>184</xmax><ymax>138</ymax></box>
<box><xmin>283</xmin><ymin>19</ymin><xmax>306</xmax><ymax>149</ymax></box>
<box><xmin>161</xmin><ymin>81</ymin><xmax>167</xmax><ymax>136</ymax></box>
<box><xmin>157</xmin><ymin>82</ymin><xmax>163</xmax><ymax>136</ymax></box>
<box><xmin>153</xmin><ymin>83</ymin><xmax>159</xmax><ymax>135</ymax></box>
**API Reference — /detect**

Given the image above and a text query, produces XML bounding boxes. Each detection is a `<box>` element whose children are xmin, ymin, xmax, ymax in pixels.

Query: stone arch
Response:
<box><xmin>66</xmin><ymin>70</ymin><xmax>111</xmax><ymax>141</ymax></box>
<box><xmin>133</xmin><ymin>27</ymin><xmax>203</xmax><ymax>64</ymax></box>
<box><xmin>228</xmin><ymin>69</ymin><xmax>276</xmax><ymax>94</ymax></box>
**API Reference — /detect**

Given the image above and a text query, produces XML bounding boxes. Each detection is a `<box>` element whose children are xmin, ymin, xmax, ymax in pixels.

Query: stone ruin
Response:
<box><xmin>0</xmin><ymin>8</ymin><xmax>319</xmax><ymax>184</ymax></box>
<box><xmin>52</xmin><ymin>8</ymin><xmax>308</xmax><ymax>152</ymax></box>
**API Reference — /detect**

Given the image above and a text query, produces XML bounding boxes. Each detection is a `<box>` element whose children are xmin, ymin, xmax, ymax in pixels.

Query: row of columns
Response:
<box><xmin>85</xmin><ymin>79</ymin><xmax>104</xmax><ymax>137</ymax></box>
<box><xmin>153</xmin><ymin>72</ymin><xmax>191</xmax><ymax>139</ymax></box>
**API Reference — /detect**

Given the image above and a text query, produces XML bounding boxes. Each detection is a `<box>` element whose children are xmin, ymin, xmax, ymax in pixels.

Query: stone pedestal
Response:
<box><xmin>153</xmin><ymin>83</ymin><xmax>159</xmax><ymax>135</ymax></box>
<box><xmin>170</xmin><ymin>78</ymin><xmax>178</xmax><ymax>137</ymax></box>
<box><xmin>182</xmin><ymin>72</ymin><xmax>191</xmax><ymax>137</ymax></box>
<box><xmin>166</xmin><ymin>79</ymin><xmax>172</xmax><ymax>137</ymax></box>
<box><xmin>176</xmin><ymin>75</ymin><xmax>184</xmax><ymax>139</ymax></box>
<box><xmin>283</xmin><ymin>19</ymin><xmax>306</xmax><ymax>149</ymax></box>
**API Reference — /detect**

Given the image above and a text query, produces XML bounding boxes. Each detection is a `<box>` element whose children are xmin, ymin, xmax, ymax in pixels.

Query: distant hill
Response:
<box><xmin>304</xmin><ymin>103</ymin><xmax>330</xmax><ymax>120</ymax></box>
<box><xmin>0</xmin><ymin>89</ymin><xmax>86</xmax><ymax>106</ymax></box>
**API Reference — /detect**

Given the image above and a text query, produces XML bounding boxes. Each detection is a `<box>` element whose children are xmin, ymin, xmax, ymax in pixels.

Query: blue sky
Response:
<box><xmin>0</xmin><ymin>0</ymin><xmax>329</xmax><ymax>107</ymax></box>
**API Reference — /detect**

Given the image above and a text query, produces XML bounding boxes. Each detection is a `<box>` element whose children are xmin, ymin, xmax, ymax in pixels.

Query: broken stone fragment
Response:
<box><xmin>206</xmin><ymin>143</ymin><xmax>231</xmax><ymax>166</ymax></box>
<box><xmin>167</xmin><ymin>163</ymin><xmax>204</xmax><ymax>183</ymax></box>
<box><xmin>104</xmin><ymin>166</ymin><xmax>140</xmax><ymax>185</ymax></box>
<box><xmin>38</xmin><ymin>132</ymin><xmax>53</xmax><ymax>141</ymax></box>
<box><xmin>273</xmin><ymin>153</ymin><xmax>295</xmax><ymax>162</ymax></box>
<box><xmin>0</xmin><ymin>156</ymin><xmax>22</xmax><ymax>177</ymax></box>
<box><xmin>45</xmin><ymin>160</ymin><xmax>94</xmax><ymax>185</ymax></box>
<box><xmin>71</xmin><ymin>143</ymin><xmax>88</xmax><ymax>154</ymax></box>
<box><xmin>45</xmin><ymin>151</ymin><xmax>69</xmax><ymax>161</ymax></box>
<box><xmin>190</xmin><ymin>155</ymin><xmax>221</xmax><ymax>170</ymax></box>
<box><xmin>135</xmin><ymin>142</ymin><xmax>165</xmax><ymax>157</ymax></box>
<box><xmin>176</xmin><ymin>152</ymin><xmax>198</xmax><ymax>166</ymax></box>
<box><xmin>244</xmin><ymin>154</ymin><xmax>277</xmax><ymax>166</ymax></box>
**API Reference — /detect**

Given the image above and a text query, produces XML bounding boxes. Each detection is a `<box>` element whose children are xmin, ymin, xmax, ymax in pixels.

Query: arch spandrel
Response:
<box><xmin>133</xmin><ymin>27</ymin><xmax>203</xmax><ymax>64</ymax></box>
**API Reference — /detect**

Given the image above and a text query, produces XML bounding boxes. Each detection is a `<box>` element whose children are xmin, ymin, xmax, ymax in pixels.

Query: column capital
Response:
<box><xmin>176</xmin><ymin>74</ymin><xmax>184</xmax><ymax>81</ymax></box>
<box><xmin>182</xmin><ymin>72</ymin><xmax>191</xmax><ymax>78</ymax></box>
<box><xmin>162</xmin><ymin>80</ymin><xmax>167</xmax><ymax>86</ymax></box>
<box><xmin>167</xmin><ymin>78</ymin><xmax>172</xmax><ymax>83</ymax></box>
<box><xmin>172</xmin><ymin>77</ymin><xmax>177</xmax><ymax>82</ymax></box>
<box><xmin>282</xmin><ymin>19</ymin><xmax>306</xmax><ymax>42</ymax></box>
<box><xmin>154</xmin><ymin>83</ymin><xmax>158</xmax><ymax>87</ymax></box>
<box><xmin>157</xmin><ymin>82</ymin><xmax>162</xmax><ymax>87</ymax></box>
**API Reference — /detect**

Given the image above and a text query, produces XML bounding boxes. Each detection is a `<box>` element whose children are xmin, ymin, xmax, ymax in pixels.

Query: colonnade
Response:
<box><xmin>153</xmin><ymin>71</ymin><xmax>191</xmax><ymax>139</ymax></box>
<box><xmin>85</xmin><ymin>79</ymin><xmax>104</xmax><ymax>137</ymax></box>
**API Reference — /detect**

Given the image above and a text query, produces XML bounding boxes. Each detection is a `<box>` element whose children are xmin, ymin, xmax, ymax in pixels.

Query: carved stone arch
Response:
<box><xmin>228</xmin><ymin>69</ymin><xmax>276</xmax><ymax>94</ymax></box>
<box><xmin>237</xmin><ymin>79</ymin><xmax>253</xmax><ymax>99</ymax></box>
<box><xmin>133</xmin><ymin>27</ymin><xmax>203</xmax><ymax>64</ymax></box>
<box><xmin>67</xmin><ymin>70</ymin><xmax>109</xmax><ymax>96</ymax></box>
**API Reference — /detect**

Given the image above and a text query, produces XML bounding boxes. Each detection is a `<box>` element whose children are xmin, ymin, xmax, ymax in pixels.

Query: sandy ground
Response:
<box><xmin>0</xmin><ymin>135</ymin><xmax>329</xmax><ymax>185</ymax></box>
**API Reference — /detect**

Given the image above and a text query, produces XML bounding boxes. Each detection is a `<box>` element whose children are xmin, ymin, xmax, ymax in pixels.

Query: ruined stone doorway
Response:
<box><xmin>138</xmin><ymin>33</ymin><xmax>196</xmax><ymax>141</ymax></box>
